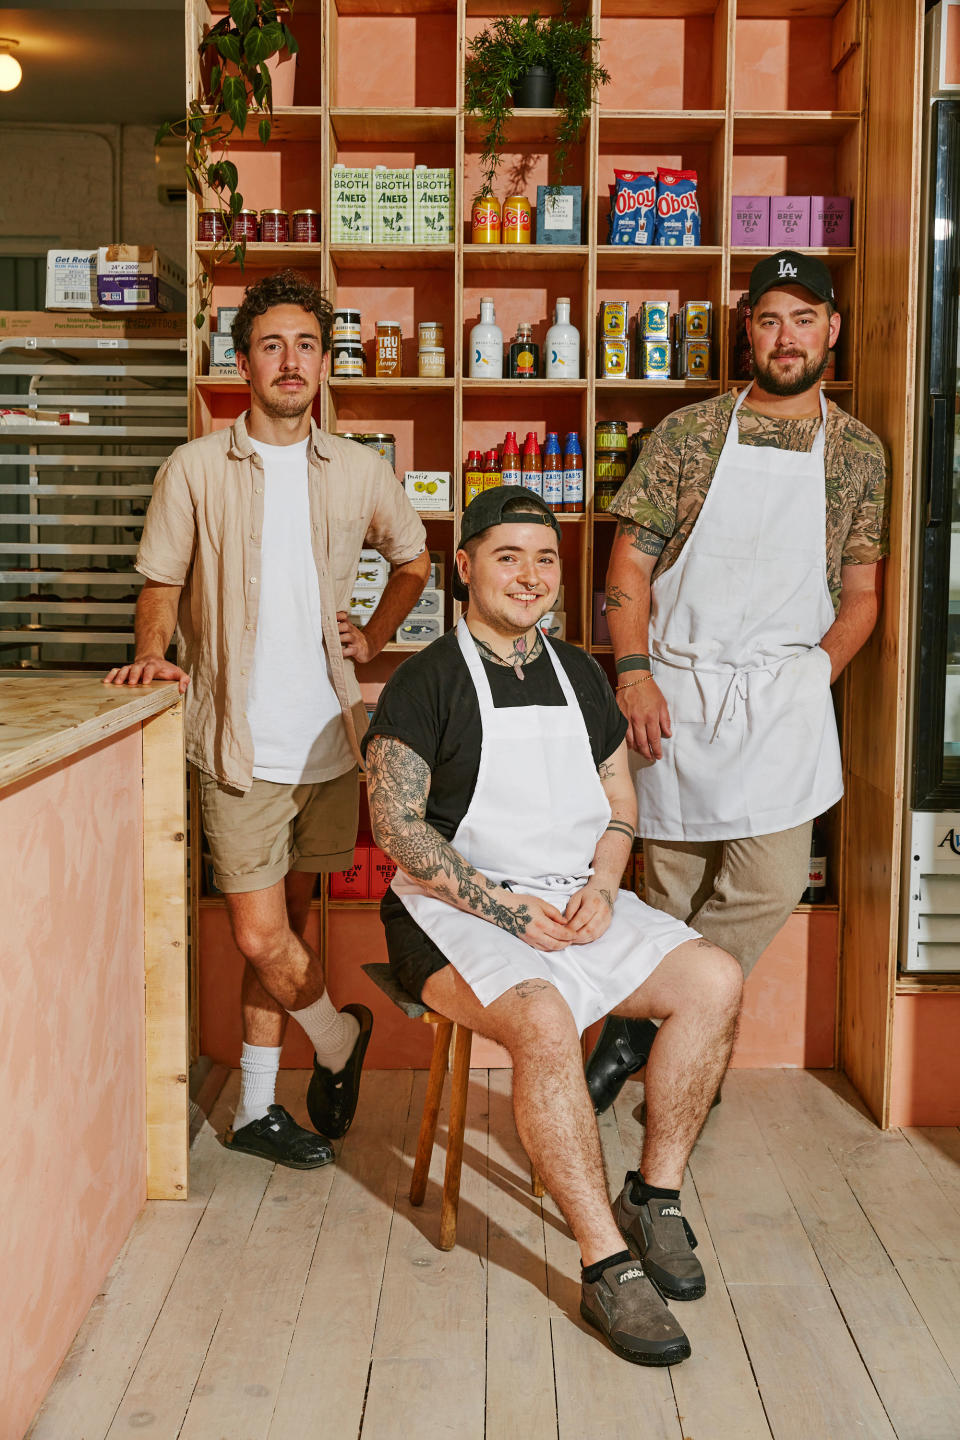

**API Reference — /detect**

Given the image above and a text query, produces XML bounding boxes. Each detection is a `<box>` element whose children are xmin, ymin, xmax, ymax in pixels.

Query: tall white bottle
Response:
<box><xmin>545</xmin><ymin>296</ymin><xmax>580</xmax><ymax>379</ymax></box>
<box><xmin>469</xmin><ymin>296</ymin><xmax>503</xmax><ymax>378</ymax></box>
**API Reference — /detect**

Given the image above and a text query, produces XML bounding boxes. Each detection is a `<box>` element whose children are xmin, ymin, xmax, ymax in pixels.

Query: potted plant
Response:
<box><xmin>464</xmin><ymin>7</ymin><xmax>609</xmax><ymax>196</ymax></box>
<box><xmin>156</xmin><ymin>0</ymin><xmax>300</xmax><ymax>326</ymax></box>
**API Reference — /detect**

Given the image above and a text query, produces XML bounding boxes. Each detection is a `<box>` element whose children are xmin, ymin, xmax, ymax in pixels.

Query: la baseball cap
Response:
<box><xmin>452</xmin><ymin>485</ymin><xmax>561</xmax><ymax>601</ymax></box>
<box><xmin>749</xmin><ymin>250</ymin><xmax>835</xmax><ymax>309</ymax></box>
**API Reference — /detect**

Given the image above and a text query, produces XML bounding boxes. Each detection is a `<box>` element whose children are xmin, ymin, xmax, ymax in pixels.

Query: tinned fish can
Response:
<box><xmin>291</xmin><ymin>208</ymin><xmax>321</xmax><ymax>244</ymax></box>
<box><xmin>471</xmin><ymin>194</ymin><xmax>501</xmax><ymax>244</ymax></box>
<box><xmin>259</xmin><ymin>209</ymin><xmax>290</xmax><ymax>244</ymax></box>
<box><xmin>231</xmin><ymin>209</ymin><xmax>259</xmax><ymax>242</ymax></box>
<box><xmin>598</xmin><ymin>338</ymin><xmax>629</xmax><ymax>378</ymax></box>
<box><xmin>197</xmin><ymin>209</ymin><xmax>228</xmax><ymax>242</ymax></box>
<box><xmin>599</xmin><ymin>300</ymin><xmax>629</xmax><ymax>339</ymax></box>
<box><xmin>640</xmin><ymin>300</ymin><xmax>670</xmax><ymax>339</ymax></box>
<box><xmin>502</xmin><ymin>194</ymin><xmax>532</xmax><ymax>244</ymax></box>
<box><xmin>640</xmin><ymin>340</ymin><xmax>671</xmax><ymax>379</ymax></box>
<box><xmin>682</xmin><ymin>338</ymin><xmax>712</xmax><ymax>378</ymax></box>
<box><xmin>681</xmin><ymin>300</ymin><xmax>712</xmax><ymax>338</ymax></box>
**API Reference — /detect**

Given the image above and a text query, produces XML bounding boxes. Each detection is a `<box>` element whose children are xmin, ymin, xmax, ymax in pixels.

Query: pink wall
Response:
<box><xmin>1</xmin><ymin>729</ymin><xmax>147</xmax><ymax>1440</ymax></box>
<box><xmin>888</xmin><ymin>992</ymin><xmax>960</xmax><ymax>1128</ymax></box>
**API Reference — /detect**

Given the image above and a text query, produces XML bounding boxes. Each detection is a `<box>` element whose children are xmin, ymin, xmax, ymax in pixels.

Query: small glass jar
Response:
<box><xmin>259</xmin><ymin>208</ymin><xmax>290</xmax><ymax>244</ymax></box>
<box><xmin>333</xmin><ymin>309</ymin><xmax>362</xmax><ymax>343</ymax></box>
<box><xmin>291</xmin><ymin>208</ymin><xmax>321</xmax><ymax>243</ymax></box>
<box><xmin>595</xmin><ymin>419</ymin><xmax>629</xmax><ymax>451</ymax></box>
<box><xmin>332</xmin><ymin>342</ymin><xmax>365</xmax><ymax>377</ymax></box>
<box><xmin>231</xmin><ymin>209</ymin><xmax>259</xmax><ymax>243</ymax></box>
<box><xmin>418</xmin><ymin>321</ymin><xmax>444</xmax><ymax>349</ymax></box>
<box><xmin>197</xmin><ymin>209</ymin><xmax>227</xmax><ymax>243</ymax></box>
<box><xmin>418</xmin><ymin>345</ymin><xmax>445</xmax><ymax>378</ymax></box>
<box><xmin>363</xmin><ymin>432</ymin><xmax>396</xmax><ymax>470</ymax></box>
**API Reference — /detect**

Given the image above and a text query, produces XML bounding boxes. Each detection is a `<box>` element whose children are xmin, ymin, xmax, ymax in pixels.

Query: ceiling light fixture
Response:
<box><xmin>0</xmin><ymin>39</ymin><xmax>22</xmax><ymax>93</ymax></box>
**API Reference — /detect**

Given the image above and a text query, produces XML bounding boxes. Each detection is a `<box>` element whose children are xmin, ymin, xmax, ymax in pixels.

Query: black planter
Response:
<box><xmin>512</xmin><ymin>66</ymin><xmax>555</xmax><ymax>109</ymax></box>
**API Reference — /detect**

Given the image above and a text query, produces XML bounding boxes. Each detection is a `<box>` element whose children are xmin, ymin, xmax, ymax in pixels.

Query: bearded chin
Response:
<box><xmin>752</xmin><ymin>343</ymin><xmax>831</xmax><ymax>397</ymax></box>
<box><xmin>260</xmin><ymin>387</ymin><xmax>313</xmax><ymax>419</ymax></box>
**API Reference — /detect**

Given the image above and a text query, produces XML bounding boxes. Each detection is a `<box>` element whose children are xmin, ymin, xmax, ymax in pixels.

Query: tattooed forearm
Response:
<box><xmin>615</xmin><ymin>517</ymin><xmax>665</xmax><ymax>557</ymax></box>
<box><xmin>605</xmin><ymin>582</ymin><xmax>632</xmax><ymax>612</ymax></box>
<box><xmin>366</xmin><ymin>736</ymin><xmax>533</xmax><ymax>937</ymax></box>
<box><xmin>605</xmin><ymin>820</ymin><xmax>636</xmax><ymax>842</ymax></box>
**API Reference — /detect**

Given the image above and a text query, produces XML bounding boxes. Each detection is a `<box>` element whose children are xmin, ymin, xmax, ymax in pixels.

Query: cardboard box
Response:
<box><xmin>413</xmin><ymin>166</ymin><xmax>455</xmax><ymax>244</ymax></box>
<box><xmin>45</xmin><ymin>250</ymin><xmax>97</xmax><ymax>310</ymax></box>
<box><xmin>0</xmin><ymin>310</ymin><xmax>187</xmax><ymax>341</ymax></box>
<box><xmin>329</xmin><ymin>835</ymin><xmax>370</xmax><ymax>899</ymax></box>
<box><xmin>769</xmin><ymin>196</ymin><xmax>810</xmax><ymax>248</ymax></box>
<box><xmin>354</xmin><ymin>549</ymin><xmax>388</xmax><ymax>590</ymax></box>
<box><xmin>408</xmin><ymin>587</ymin><xmax>444</xmax><ymax>619</ymax></box>
<box><xmin>349</xmin><ymin>589</ymin><xmax>382</xmax><ymax>621</ymax></box>
<box><xmin>536</xmin><ymin>185</ymin><xmax>582</xmax><ymax>245</ymax></box>
<box><xmin>216</xmin><ymin>305</ymin><xmax>239</xmax><ymax>334</ymax></box>
<box><xmin>731</xmin><ymin>196</ymin><xmax>770</xmax><ymax>247</ymax></box>
<box><xmin>369</xmin><ymin>844</ymin><xmax>398</xmax><ymax>899</ymax></box>
<box><xmin>809</xmin><ymin>196</ymin><xmax>851</xmax><ymax>247</ymax></box>
<box><xmin>329</xmin><ymin>165</ymin><xmax>372</xmax><ymax>244</ymax></box>
<box><xmin>210</xmin><ymin>331</ymin><xmax>239</xmax><ymax>375</ymax></box>
<box><xmin>396</xmin><ymin>616</ymin><xmax>442</xmax><ymax>645</ymax></box>
<box><xmin>404</xmin><ymin>470</ymin><xmax>451</xmax><ymax>510</ymax></box>
<box><xmin>373</xmin><ymin>167</ymin><xmax>414</xmax><ymax>244</ymax></box>
<box><xmin>95</xmin><ymin>245</ymin><xmax>187</xmax><ymax>312</ymax></box>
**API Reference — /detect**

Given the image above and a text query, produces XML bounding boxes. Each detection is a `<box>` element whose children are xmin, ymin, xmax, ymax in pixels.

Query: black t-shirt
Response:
<box><xmin>361</xmin><ymin>629</ymin><xmax>627</xmax><ymax>841</ymax></box>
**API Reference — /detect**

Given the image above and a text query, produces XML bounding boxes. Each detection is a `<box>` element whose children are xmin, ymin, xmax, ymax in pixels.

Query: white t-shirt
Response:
<box><xmin>246</xmin><ymin>437</ymin><xmax>354</xmax><ymax>784</ymax></box>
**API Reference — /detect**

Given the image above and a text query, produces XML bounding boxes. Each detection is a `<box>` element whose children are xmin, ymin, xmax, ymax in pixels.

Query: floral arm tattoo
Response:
<box><xmin>366</xmin><ymin>735</ymin><xmax>532</xmax><ymax>938</ymax></box>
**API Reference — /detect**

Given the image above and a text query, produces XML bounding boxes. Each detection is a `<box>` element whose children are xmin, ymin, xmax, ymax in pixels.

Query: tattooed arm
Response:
<box><xmin>605</xmin><ymin>521</ymin><xmax>672</xmax><ymax>762</ymax></box>
<box><xmin>366</xmin><ymin>734</ymin><xmax>571</xmax><ymax>951</ymax></box>
<box><xmin>565</xmin><ymin>740</ymin><xmax>638</xmax><ymax>944</ymax></box>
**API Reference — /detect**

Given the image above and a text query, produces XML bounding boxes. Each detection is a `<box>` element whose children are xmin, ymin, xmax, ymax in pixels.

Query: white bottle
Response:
<box><xmin>545</xmin><ymin>297</ymin><xmax>580</xmax><ymax>379</ymax></box>
<box><xmin>469</xmin><ymin>296</ymin><xmax>503</xmax><ymax>378</ymax></box>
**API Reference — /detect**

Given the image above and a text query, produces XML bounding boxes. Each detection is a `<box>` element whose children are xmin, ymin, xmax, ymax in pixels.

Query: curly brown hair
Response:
<box><xmin>231</xmin><ymin>269</ymin><xmax>334</xmax><ymax>356</ymax></box>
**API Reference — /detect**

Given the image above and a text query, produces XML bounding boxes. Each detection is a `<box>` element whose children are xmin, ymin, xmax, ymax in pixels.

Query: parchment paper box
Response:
<box><xmin>329</xmin><ymin>835</ymin><xmax>371</xmax><ymax>899</ymax></box>
<box><xmin>373</xmin><ymin>167</ymin><xmax>414</xmax><ymax>244</ymax></box>
<box><xmin>409</xmin><ymin>588</ymin><xmax>444</xmax><ymax>619</ymax></box>
<box><xmin>536</xmin><ymin>185</ymin><xmax>582</xmax><ymax>245</ymax></box>
<box><xmin>44</xmin><ymin>250</ymin><xmax>98</xmax><ymax>310</ymax></box>
<box><xmin>413</xmin><ymin>166</ymin><xmax>455</xmax><ymax>244</ymax></box>
<box><xmin>330</xmin><ymin>165</ymin><xmax>372</xmax><ymax>243</ymax></box>
<box><xmin>769</xmin><ymin>196</ymin><xmax>810</xmax><ymax>247</ymax></box>
<box><xmin>96</xmin><ymin>246</ymin><xmax>187</xmax><ymax>312</ymax></box>
<box><xmin>809</xmin><ymin>196</ymin><xmax>851</xmax><ymax>247</ymax></box>
<box><xmin>404</xmin><ymin>470</ymin><xmax>451</xmax><ymax>510</ymax></box>
<box><xmin>354</xmin><ymin>548</ymin><xmax>389</xmax><ymax>589</ymax></box>
<box><xmin>210</xmin><ymin>332</ymin><xmax>239</xmax><ymax>375</ymax></box>
<box><xmin>1</xmin><ymin>309</ymin><xmax>187</xmax><ymax>340</ymax></box>
<box><xmin>731</xmin><ymin>196</ymin><xmax>770</xmax><ymax>246</ymax></box>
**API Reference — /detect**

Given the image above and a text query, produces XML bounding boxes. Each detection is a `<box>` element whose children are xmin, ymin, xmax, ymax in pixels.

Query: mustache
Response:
<box><xmin>273</xmin><ymin>374</ymin><xmax>305</xmax><ymax>385</ymax></box>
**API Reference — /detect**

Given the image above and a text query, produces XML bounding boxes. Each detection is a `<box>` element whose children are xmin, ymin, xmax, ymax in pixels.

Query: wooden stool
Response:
<box><xmin>363</xmin><ymin>963</ymin><xmax>544</xmax><ymax>1250</ymax></box>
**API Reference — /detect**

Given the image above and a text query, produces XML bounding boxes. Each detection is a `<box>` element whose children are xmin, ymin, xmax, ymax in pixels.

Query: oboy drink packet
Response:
<box><xmin>655</xmin><ymin>168</ymin><xmax>700</xmax><ymax>246</ymax></box>
<box><xmin>608</xmin><ymin>170</ymin><xmax>656</xmax><ymax>245</ymax></box>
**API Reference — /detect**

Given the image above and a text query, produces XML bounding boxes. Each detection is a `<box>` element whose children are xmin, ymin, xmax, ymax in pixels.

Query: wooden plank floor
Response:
<box><xmin>27</xmin><ymin>1068</ymin><xmax>960</xmax><ymax>1440</ymax></box>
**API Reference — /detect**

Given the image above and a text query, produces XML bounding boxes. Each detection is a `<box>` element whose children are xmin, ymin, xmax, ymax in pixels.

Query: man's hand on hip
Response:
<box><xmin>564</xmin><ymin>881</ymin><xmax>616</xmax><ymax>944</ymax></box>
<box><xmin>104</xmin><ymin>654</ymin><xmax>190</xmax><ymax>693</ymax></box>
<box><xmin>337</xmin><ymin>610</ymin><xmax>375</xmax><ymax>664</ymax></box>
<box><xmin>618</xmin><ymin>677</ymin><xmax>672</xmax><ymax>760</ymax></box>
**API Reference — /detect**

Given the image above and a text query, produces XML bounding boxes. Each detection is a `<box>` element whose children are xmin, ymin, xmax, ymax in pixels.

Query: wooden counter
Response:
<box><xmin>0</xmin><ymin>676</ymin><xmax>188</xmax><ymax>1438</ymax></box>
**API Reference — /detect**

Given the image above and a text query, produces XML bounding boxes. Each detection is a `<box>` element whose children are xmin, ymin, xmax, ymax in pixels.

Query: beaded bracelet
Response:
<box><xmin>615</xmin><ymin>672</ymin><xmax>655</xmax><ymax>691</ymax></box>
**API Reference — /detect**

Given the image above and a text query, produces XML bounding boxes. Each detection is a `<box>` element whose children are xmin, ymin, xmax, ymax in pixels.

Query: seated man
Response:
<box><xmin>363</xmin><ymin>487</ymin><xmax>743</xmax><ymax>1366</ymax></box>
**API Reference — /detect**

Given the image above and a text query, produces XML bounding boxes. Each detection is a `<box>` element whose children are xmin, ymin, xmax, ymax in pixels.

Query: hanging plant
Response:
<box><xmin>155</xmin><ymin>0</ymin><xmax>300</xmax><ymax>327</ymax></box>
<box><xmin>464</xmin><ymin>6</ymin><xmax>609</xmax><ymax>198</ymax></box>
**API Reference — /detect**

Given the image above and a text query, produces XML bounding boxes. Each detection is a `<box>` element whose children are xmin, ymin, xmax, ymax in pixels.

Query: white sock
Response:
<box><xmin>234</xmin><ymin>1042</ymin><xmax>282</xmax><ymax>1131</ymax></box>
<box><xmin>289</xmin><ymin>991</ymin><xmax>359</xmax><ymax>1073</ymax></box>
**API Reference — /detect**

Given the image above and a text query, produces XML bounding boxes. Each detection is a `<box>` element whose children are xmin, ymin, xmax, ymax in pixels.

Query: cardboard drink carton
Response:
<box><xmin>373</xmin><ymin>167</ymin><xmax>413</xmax><ymax>244</ymax></box>
<box><xmin>329</xmin><ymin>165</ymin><xmax>372</xmax><ymax>244</ymax></box>
<box><xmin>413</xmin><ymin>166</ymin><xmax>454</xmax><ymax>244</ymax></box>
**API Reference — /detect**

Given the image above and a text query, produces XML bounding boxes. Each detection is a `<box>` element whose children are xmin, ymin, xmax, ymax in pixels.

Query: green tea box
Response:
<box><xmin>413</xmin><ymin>166</ymin><xmax>455</xmax><ymax>244</ymax></box>
<box><xmin>329</xmin><ymin>165</ymin><xmax>372</xmax><ymax>244</ymax></box>
<box><xmin>373</xmin><ymin>166</ymin><xmax>414</xmax><ymax>244</ymax></box>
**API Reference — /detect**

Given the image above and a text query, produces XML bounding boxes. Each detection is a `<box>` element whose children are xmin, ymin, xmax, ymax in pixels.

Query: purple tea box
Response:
<box><xmin>809</xmin><ymin>196</ymin><xmax>851</xmax><ymax>247</ymax></box>
<box><xmin>731</xmin><ymin>196</ymin><xmax>770</xmax><ymax>247</ymax></box>
<box><xmin>769</xmin><ymin>196</ymin><xmax>810</xmax><ymax>247</ymax></box>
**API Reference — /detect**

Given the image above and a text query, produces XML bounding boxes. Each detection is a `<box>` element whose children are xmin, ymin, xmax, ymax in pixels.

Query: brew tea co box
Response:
<box><xmin>731</xmin><ymin>196</ymin><xmax>770</xmax><ymax>246</ymax></box>
<box><xmin>329</xmin><ymin>165</ymin><xmax>372</xmax><ymax>243</ymax></box>
<box><xmin>96</xmin><ymin>246</ymin><xmax>187</xmax><ymax>312</ymax></box>
<box><xmin>413</xmin><ymin>167</ymin><xmax>455</xmax><ymax>244</ymax></box>
<box><xmin>536</xmin><ymin>185</ymin><xmax>582</xmax><ymax>245</ymax></box>
<box><xmin>769</xmin><ymin>196</ymin><xmax>810</xmax><ymax>247</ymax></box>
<box><xmin>373</xmin><ymin>167</ymin><xmax>413</xmax><ymax>244</ymax></box>
<box><xmin>810</xmin><ymin>196</ymin><xmax>851</xmax><ymax>247</ymax></box>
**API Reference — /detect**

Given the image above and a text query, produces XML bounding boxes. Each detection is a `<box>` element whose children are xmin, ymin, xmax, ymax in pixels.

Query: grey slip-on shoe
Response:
<box><xmin>615</xmin><ymin>1176</ymin><xmax>706</xmax><ymax>1301</ymax></box>
<box><xmin>580</xmin><ymin>1257</ymin><xmax>691</xmax><ymax>1366</ymax></box>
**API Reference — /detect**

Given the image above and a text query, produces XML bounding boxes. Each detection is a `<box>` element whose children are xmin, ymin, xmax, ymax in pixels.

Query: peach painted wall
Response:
<box><xmin>888</xmin><ymin>993</ymin><xmax>960</xmax><ymax>1128</ymax></box>
<box><xmin>200</xmin><ymin>905</ymin><xmax>836</xmax><ymax>1073</ymax></box>
<box><xmin>1</xmin><ymin>729</ymin><xmax>146</xmax><ymax>1440</ymax></box>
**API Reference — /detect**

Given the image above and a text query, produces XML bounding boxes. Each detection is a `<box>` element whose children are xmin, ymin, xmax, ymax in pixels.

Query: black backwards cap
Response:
<box><xmin>452</xmin><ymin>485</ymin><xmax>562</xmax><ymax>602</ymax></box>
<box><xmin>748</xmin><ymin>250</ymin><xmax>835</xmax><ymax>309</ymax></box>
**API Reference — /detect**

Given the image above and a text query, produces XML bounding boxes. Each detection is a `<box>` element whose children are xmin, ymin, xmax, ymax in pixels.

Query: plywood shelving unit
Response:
<box><xmin>186</xmin><ymin>0</ymin><xmax>885</xmax><ymax>1073</ymax></box>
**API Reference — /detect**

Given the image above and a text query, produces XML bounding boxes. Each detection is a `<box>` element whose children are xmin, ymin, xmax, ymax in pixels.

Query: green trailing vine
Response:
<box><xmin>464</xmin><ymin>7</ymin><xmax>609</xmax><ymax>198</ymax></box>
<box><xmin>155</xmin><ymin>0</ymin><xmax>299</xmax><ymax>327</ymax></box>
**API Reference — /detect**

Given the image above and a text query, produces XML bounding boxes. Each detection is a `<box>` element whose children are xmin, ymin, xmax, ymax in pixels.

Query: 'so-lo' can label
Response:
<box><xmin>472</xmin><ymin>195</ymin><xmax>501</xmax><ymax>243</ymax></box>
<box><xmin>502</xmin><ymin>196</ymin><xmax>531</xmax><ymax>244</ymax></box>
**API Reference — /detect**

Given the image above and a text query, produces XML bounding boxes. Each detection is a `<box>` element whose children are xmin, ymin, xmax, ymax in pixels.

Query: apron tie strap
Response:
<box><xmin>709</xmin><ymin>668</ymin><xmax>749</xmax><ymax>744</ymax></box>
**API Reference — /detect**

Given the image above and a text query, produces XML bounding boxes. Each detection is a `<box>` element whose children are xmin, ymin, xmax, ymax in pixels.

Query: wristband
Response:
<box><xmin>616</xmin><ymin>672</ymin><xmax>655</xmax><ymax>691</ymax></box>
<box><xmin>615</xmin><ymin>653</ymin><xmax>652</xmax><ymax>675</ymax></box>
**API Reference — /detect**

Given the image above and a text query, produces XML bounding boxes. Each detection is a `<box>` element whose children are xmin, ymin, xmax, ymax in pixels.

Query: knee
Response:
<box><xmin>507</xmin><ymin>986</ymin><xmax>580</xmax><ymax>1059</ymax></box>
<box><xmin>705</xmin><ymin>946</ymin><xmax>743</xmax><ymax>1019</ymax></box>
<box><xmin>231</xmin><ymin>918</ymin><xmax>287</xmax><ymax>970</ymax></box>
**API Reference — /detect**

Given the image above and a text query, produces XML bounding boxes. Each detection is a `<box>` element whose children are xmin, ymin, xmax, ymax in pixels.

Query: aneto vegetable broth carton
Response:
<box><xmin>413</xmin><ymin>166</ymin><xmax>455</xmax><ymax>244</ymax></box>
<box><xmin>373</xmin><ymin>167</ymin><xmax>413</xmax><ymax>244</ymax></box>
<box><xmin>329</xmin><ymin>165</ymin><xmax>372</xmax><ymax>244</ymax></box>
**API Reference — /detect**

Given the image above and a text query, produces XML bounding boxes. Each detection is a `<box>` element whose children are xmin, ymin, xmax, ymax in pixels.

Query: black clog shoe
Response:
<box><xmin>306</xmin><ymin>1003</ymin><xmax>373</xmax><ymax>1140</ymax></box>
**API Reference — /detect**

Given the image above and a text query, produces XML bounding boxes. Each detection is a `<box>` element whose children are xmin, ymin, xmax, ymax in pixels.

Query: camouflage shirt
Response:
<box><xmin>609</xmin><ymin>390</ymin><xmax>889</xmax><ymax>614</ymax></box>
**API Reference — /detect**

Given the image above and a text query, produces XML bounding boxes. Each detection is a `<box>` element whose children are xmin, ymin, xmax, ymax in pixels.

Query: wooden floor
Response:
<box><xmin>28</xmin><ymin>1067</ymin><xmax>960</xmax><ymax>1440</ymax></box>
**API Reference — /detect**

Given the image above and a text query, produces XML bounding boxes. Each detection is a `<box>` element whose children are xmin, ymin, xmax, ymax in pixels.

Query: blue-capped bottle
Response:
<box><xmin>543</xmin><ymin>431</ymin><xmax>563</xmax><ymax>511</ymax></box>
<box><xmin>563</xmin><ymin>431</ymin><xmax>584</xmax><ymax>513</ymax></box>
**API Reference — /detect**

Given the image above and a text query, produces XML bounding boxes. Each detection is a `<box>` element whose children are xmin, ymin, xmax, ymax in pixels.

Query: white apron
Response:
<box><xmin>391</xmin><ymin>619</ymin><xmax>699</xmax><ymax>1032</ymax></box>
<box><xmin>639</xmin><ymin>384</ymin><xmax>843</xmax><ymax>842</ymax></box>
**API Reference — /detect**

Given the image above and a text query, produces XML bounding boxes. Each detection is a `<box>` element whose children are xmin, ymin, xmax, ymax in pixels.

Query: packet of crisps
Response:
<box><xmin>608</xmin><ymin>170</ymin><xmax>656</xmax><ymax>245</ymax></box>
<box><xmin>655</xmin><ymin>167</ymin><xmax>700</xmax><ymax>246</ymax></box>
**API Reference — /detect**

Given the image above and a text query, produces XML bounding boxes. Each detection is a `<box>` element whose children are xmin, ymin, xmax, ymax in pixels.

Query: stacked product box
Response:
<box><xmin>210</xmin><ymin>304</ymin><xmax>239</xmax><ymax>376</ymax></box>
<box><xmin>329</xmin><ymin>832</ymin><xmax>398</xmax><ymax>900</ymax></box>
<box><xmin>731</xmin><ymin>196</ymin><xmax>852</xmax><ymax>247</ymax></box>
<box><xmin>349</xmin><ymin>547</ymin><xmax>389</xmax><ymax>626</ymax></box>
<box><xmin>45</xmin><ymin>246</ymin><xmax>187</xmax><ymax>313</ymax></box>
<box><xmin>397</xmin><ymin>570</ymin><xmax>446</xmax><ymax>645</ymax></box>
<box><xmin>597</xmin><ymin>299</ymin><xmax>712</xmax><ymax>379</ymax></box>
<box><xmin>403</xmin><ymin>470</ymin><xmax>451</xmax><ymax>511</ymax></box>
<box><xmin>330</xmin><ymin>164</ymin><xmax>454</xmax><ymax>245</ymax></box>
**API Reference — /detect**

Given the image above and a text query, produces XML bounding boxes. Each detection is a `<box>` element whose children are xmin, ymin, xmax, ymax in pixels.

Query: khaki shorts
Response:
<box><xmin>199</xmin><ymin>767</ymin><xmax>359</xmax><ymax>894</ymax></box>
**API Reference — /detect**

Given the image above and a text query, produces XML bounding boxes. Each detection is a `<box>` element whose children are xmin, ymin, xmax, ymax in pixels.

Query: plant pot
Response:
<box><xmin>511</xmin><ymin>66</ymin><xmax>555</xmax><ymax>109</ymax></box>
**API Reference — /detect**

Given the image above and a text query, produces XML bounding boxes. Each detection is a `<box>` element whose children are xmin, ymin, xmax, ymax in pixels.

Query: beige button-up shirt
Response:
<box><xmin>136</xmin><ymin>412</ymin><xmax>427</xmax><ymax>791</ymax></box>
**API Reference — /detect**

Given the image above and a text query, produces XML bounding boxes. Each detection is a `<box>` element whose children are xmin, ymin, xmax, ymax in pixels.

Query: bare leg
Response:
<box><xmin>422</xmin><ymin>966</ymin><xmax>625</xmax><ymax>1266</ymax></box>
<box><xmin>611</xmin><ymin>937</ymin><xmax>742</xmax><ymax>1187</ymax></box>
<box><xmin>236</xmin><ymin>871</ymin><xmax>320</xmax><ymax>1046</ymax></box>
<box><xmin>227</xmin><ymin>878</ymin><xmax>326</xmax><ymax>1015</ymax></box>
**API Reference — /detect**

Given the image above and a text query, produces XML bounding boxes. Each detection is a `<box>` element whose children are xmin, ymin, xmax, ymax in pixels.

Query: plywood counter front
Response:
<box><xmin>0</xmin><ymin>677</ymin><xmax>188</xmax><ymax>1440</ymax></box>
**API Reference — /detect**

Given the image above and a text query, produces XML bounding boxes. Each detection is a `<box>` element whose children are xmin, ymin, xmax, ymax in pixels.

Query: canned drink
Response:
<box><xmin>471</xmin><ymin>194</ymin><xmax>501</xmax><ymax>244</ymax></box>
<box><xmin>364</xmin><ymin>432</ymin><xmax>396</xmax><ymax>470</ymax></box>
<box><xmin>502</xmin><ymin>195</ymin><xmax>532</xmax><ymax>244</ymax></box>
<box><xmin>197</xmin><ymin>209</ymin><xmax>227</xmax><ymax>243</ymax></box>
<box><xmin>333</xmin><ymin>309</ymin><xmax>362</xmax><ymax>343</ymax></box>
<box><xmin>291</xmin><ymin>208</ymin><xmax>321</xmax><ymax>244</ymax></box>
<box><xmin>640</xmin><ymin>300</ymin><xmax>670</xmax><ymax>339</ymax></box>
<box><xmin>599</xmin><ymin>300</ymin><xmax>629</xmax><ymax>339</ymax></box>
<box><xmin>259</xmin><ymin>209</ymin><xmax>290</xmax><ymax>244</ymax></box>
<box><xmin>231</xmin><ymin>209</ymin><xmax>259</xmax><ymax>243</ymax></box>
<box><xmin>682</xmin><ymin>300</ymin><xmax>712</xmax><ymax>338</ymax></box>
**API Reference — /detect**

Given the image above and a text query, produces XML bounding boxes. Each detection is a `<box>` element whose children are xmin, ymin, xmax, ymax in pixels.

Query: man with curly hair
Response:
<box><xmin>107</xmin><ymin>270</ymin><xmax>430</xmax><ymax>1168</ymax></box>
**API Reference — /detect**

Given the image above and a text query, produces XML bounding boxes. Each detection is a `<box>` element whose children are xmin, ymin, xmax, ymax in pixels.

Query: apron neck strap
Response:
<box><xmin>456</xmin><ymin>616</ymin><xmax>577</xmax><ymax>713</ymax></box>
<box><xmin>732</xmin><ymin>384</ymin><xmax>828</xmax><ymax>451</ymax></box>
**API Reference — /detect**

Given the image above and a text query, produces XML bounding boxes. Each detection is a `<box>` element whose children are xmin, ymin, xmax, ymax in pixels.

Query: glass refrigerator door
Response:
<box><xmin>915</xmin><ymin>100</ymin><xmax>960</xmax><ymax>808</ymax></box>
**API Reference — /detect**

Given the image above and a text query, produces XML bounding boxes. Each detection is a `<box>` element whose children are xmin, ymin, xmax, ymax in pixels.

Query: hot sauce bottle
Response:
<box><xmin>521</xmin><ymin>431</ymin><xmax>542</xmax><ymax>497</ymax></box>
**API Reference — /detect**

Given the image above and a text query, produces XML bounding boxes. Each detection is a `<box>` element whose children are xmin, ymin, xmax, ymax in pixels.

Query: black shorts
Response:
<box><xmin>380</xmin><ymin>887</ymin><xmax>452</xmax><ymax>1003</ymax></box>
